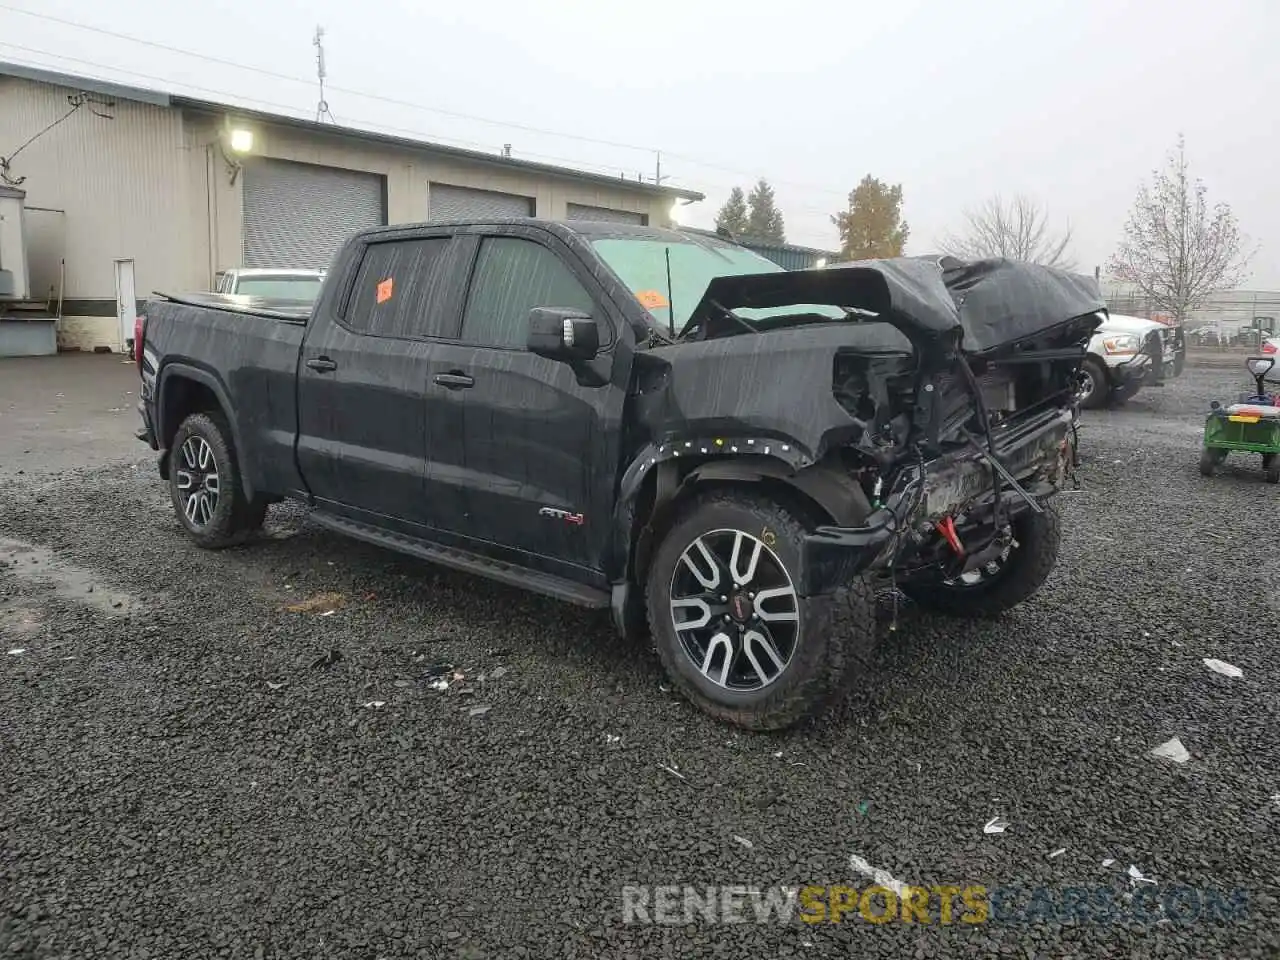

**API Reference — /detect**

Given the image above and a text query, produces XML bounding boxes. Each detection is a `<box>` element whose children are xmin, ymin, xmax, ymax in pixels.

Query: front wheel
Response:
<box><xmin>1264</xmin><ymin>453</ymin><xmax>1279</xmax><ymax>484</ymax></box>
<box><xmin>900</xmin><ymin>503</ymin><xmax>1061</xmax><ymax>619</ymax></box>
<box><xmin>168</xmin><ymin>411</ymin><xmax>267</xmax><ymax>549</ymax></box>
<box><xmin>645</xmin><ymin>491</ymin><xmax>876</xmax><ymax>731</ymax></box>
<box><xmin>1078</xmin><ymin>358</ymin><xmax>1109</xmax><ymax>410</ymax></box>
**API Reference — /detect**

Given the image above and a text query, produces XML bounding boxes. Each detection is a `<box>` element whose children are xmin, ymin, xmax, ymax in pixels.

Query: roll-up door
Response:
<box><xmin>565</xmin><ymin>203</ymin><xmax>647</xmax><ymax>225</ymax></box>
<box><xmin>241</xmin><ymin>158</ymin><xmax>386</xmax><ymax>271</ymax></box>
<box><xmin>427</xmin><ymin>183</ymin><xmax>534</xmax><ymax>221</ymax></box>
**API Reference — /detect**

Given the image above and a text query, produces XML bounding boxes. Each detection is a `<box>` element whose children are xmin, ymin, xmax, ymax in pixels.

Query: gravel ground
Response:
<box><xmin>2</xmin><ymin>366</ymin><xmax>1278</xmax><ymax>958</ymax></box>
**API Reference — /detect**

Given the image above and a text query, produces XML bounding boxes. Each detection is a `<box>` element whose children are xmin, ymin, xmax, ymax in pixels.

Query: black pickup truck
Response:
<box><xmin>136</xmin><ymin>220</ymin><xmax>1102</xmax><ymax>730</ymax></box>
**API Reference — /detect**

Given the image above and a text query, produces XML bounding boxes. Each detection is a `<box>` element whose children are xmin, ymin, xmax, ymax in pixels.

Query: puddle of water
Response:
<box><xmin>0</xmin><ymin>536</ymin><xmax>139</xmax><ymax>617</ymax></box>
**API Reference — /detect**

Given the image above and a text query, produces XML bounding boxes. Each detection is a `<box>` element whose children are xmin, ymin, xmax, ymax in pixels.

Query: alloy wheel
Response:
<box><xmin>1077</xmin><ymin>369</ymin><xmax>1096</xmax><ymax>403</ymax></box>
<box><xmin>175</xmin><ymin>435</ymin><xmax>220</xmax><ymax>528</ymax></box>
<box><xmin>668</xmin><ymin>529</ymin><xmax>800</xmax><ymax>691</ymax></box>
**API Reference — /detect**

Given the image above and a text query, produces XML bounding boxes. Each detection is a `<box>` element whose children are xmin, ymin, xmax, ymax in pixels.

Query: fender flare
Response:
<box><xmin>156</xmin><ymin>362</ymin><xmax>257</xmax><ymax>500</ymax></box>
<box><xmin>607</xmin><ymin>435</ymin><xmax>871</xmax><ymax>585</ymax></box>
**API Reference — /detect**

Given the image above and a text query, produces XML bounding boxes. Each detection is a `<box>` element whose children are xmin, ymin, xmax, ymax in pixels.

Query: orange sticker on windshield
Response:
<box><xmin>636</xmin><ymin>289</ymin><xmax>669</xmax><ymax>310</ymax></box>
<box><xmin>376</xmin><ymin>277</ymin><xmax>394</xmax><ymax>304</ymax></box>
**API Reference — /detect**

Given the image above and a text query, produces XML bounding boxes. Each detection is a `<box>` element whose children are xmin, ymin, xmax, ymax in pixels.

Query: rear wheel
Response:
<box><xmin>645</xmin><ymin>490</ymin><xmax>876</xmax><ymax>731</ymax></box>
<box><xmin>168</xmin><ymin>411</ymin><xmax>267</xmax><ymax>549</ymax></box>
<box><xmin>1078</xmin><ymin>358</ymin><xmax>1109</xmax><ymax>410</ymax></box>
<box><xmin>1264</xmin><ymin>453</ymin><xmax>1279</xmax><ymax>484</ymax></box>
<box><xmin>1200</xmin><ymin>447</ymin><xmax>1226</xmax><ymax>477</ymax></box>
<box><xmin>900</xmin><ymin>503</ymin><xmax>1060</xmax><ymax>619</ymax></box>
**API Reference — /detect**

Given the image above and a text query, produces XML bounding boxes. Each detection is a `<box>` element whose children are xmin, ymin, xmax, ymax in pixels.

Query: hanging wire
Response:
<box><xmin>0</xmin><ymin>91</ymin><xmax>114</xmax><ymax>185</ymax></box>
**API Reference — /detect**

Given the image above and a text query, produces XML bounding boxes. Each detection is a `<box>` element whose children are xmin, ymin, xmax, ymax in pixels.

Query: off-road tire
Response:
<box><xmin>645</xmin><ymin>490</ymin><xmax>877</xmax><ymax>732</ymax></box>
<box><xmin>1200</xmin><ymin>447</ymin><xmax>1225</xmax><ymax>477</ymax></box>
<box><xmin>1078</xmin><ymin>358</ymin><xmax>1109</xmax><ymax>411</ymax></box>
<box><xmin>1264</xmin><ymin>453</ymin><xmax>1279</xmax><ymax>484</ymax></box>
<box><xmin>900</xmin><ymin>502</ymin><xmax>1061</xmax><ymax>619</ymax></box>
<box><xmin>168</xmin><ymin>411</ymin><xmax>267</xmax><ymax>549</ymax></box>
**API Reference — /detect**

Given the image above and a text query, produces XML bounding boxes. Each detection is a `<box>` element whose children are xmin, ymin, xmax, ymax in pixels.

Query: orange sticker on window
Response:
<box><xmin>636</xmin><ymin>289</ymin><xmax>669</xmax><ymax>310</ymax></box>
<box><xmin>376</xmin><ymin>277</ymin><xmax>394</xmax><ymax>304</ymax></box>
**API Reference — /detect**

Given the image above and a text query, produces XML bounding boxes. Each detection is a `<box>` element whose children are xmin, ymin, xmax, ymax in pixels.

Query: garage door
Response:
<box><xmin>427</xmin><ymin>183</ymin><xmax>534</xmax><ymax>221</ymax></box>
<box><xmin>566</xmin><ymin>203</ymin><xmax>647</xmax><ymax>226</ymax></box>
<box><xmin>242</xmin><ymin>159</ymin><xmax>386</xmax><ymax>271</ymax></box>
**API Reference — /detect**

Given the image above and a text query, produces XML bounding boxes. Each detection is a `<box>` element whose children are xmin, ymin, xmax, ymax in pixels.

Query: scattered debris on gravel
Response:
<box><xmin>1151</xmin><ymin>736</ymin><xmax>1193</xmax><ymax>764</ymax></box>
<box><xmin>1203</xmin><ymin>657</ymin><xmax>1244</xmax><ymax>678</ymax></box>
<box><xmin>2</xmin><ymin>367</ymin><xmax>1277</xmax><ymax>957</ymax></box>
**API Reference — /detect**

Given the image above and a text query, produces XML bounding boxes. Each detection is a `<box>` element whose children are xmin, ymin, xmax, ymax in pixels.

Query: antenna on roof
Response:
<box><xmin>313</xmin><ymin>26</ymin><xmax>335</xmax><ymax>124</ymax></box>
<box><xmin>647</xmin><ymin>151</ymin><xmax>670</xmax><ymax>186</ymax></box>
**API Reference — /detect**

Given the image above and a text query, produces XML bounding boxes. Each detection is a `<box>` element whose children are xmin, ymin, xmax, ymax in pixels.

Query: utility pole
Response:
<box><xmin>314</xmin><ymin>26</ymin><xmax>335</xmax><ymax>124</ymax></box>
<box><xmin>649</xmin><ymin>151</ymin><xmax>670</xmax><ymax>186</ymax></box>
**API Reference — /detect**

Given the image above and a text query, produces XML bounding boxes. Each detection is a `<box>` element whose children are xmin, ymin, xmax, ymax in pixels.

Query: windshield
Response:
<box><xmin>233</xmin><ymin>276</ymin><xmax>324</xmax><ymax>301</ymax></box>
<box><xmin>590</xmin><ymin>237</ymin><xmax>845</xmax><ymax>333</ymax></box>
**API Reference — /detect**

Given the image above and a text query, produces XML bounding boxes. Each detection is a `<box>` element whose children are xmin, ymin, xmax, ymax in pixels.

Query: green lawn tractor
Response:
<box><xmin>1201</xmin><ymin>356</ymin><xmax>1280</xmax><ymax>483</ymax></box>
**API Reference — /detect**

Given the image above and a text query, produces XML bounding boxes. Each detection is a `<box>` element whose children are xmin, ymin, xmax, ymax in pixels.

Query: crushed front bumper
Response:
<box><xmin>797</xmin><ymin>407</ymin><xmax>1075</xmax><ymax>596</ymax></box>
<box><xmin>1112</xmin><ymin>353</ymin><xmax>1151</xmax><ymax>386</ymax></box>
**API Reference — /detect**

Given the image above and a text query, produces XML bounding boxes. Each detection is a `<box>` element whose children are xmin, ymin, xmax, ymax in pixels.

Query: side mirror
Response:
<box><xmin>527</xmin><ymin>307</ymin><xmax>599</xmax><ymax>362</ymax></box>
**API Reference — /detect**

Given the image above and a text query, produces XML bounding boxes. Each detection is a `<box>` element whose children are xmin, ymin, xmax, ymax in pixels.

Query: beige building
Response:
<box><xmin>0</xmin><ymin>61</ymin><xmax>701</xmax><ymax>351</ymax></box>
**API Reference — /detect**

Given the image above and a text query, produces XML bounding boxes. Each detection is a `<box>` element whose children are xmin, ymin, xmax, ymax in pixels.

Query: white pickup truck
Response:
<box><xmin>1078</xmin><ymin>312</ymin><xmax>1183</xmax><ymax>409</ymax></box>
<box><xmin>212</xmin><ymin>268</ymin><xmax>325</xmax><ymax>302</ymax></box>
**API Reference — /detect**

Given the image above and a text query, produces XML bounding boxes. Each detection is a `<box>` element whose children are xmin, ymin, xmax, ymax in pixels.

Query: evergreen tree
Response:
<box><xmin>715</xmin><ymin>187</ymin><xmax>750</xmax><ymax>236</ymax></box>
<box><xmin>745</xmin><ymin>179</ymin><xmax>786</xmax><ymax>243</ymax></box>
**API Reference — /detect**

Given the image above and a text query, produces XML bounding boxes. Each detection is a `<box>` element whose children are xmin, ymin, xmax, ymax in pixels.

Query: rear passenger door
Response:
<box><xmin>422</xmin><ymin>228</ymin><xmax>630</xmax><ymax>580</ymax></box>
<box><xmin>296</xmin><ymin>230</ymin><xmax>466</xmax><ymax>533</ymax></box>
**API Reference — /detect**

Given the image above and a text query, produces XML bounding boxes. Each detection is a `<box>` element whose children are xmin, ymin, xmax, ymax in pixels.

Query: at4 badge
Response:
<box><xmin>539</xmin><ymin>506</ymin><xmax>585</xmax><ymax>526</ymax></box>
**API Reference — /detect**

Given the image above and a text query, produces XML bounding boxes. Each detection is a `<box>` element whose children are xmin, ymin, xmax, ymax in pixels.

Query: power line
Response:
<box><xmin>0</xmin><ymin>40</ymin><xmax>829</xmax><ymax>210</ymax></box>
<box><xmin>0</xmin><ymin>1</ymin><xmax>851</xmax><ymax>199</ymax></box>
<box><xmin>0</xmin><ymin>44</ymin><xmax>641</xmax><ymax>178</ymax></box>
<box><xmin>0</xmin><ymin>47</ymin><xmax>844</xmax><ymax>246</ymax></box>
<box><xmin>0</xmin><ymin>3</ymin><xmax>657</xmax><ymax>155</ymax></box>
<box><xmin>0</xmin><ymin>51</ymin><xmax>843</xmax><ymax>242</ymax></box>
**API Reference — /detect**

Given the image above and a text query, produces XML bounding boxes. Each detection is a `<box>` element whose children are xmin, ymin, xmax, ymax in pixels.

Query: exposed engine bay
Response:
<box><xmin>640</xmin><ymin>255</ymin><xmax>1105</xmax><ymax>595</ymax></box>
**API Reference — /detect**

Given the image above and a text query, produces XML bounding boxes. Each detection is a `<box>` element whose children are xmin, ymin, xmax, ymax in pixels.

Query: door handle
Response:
<box><xmin>433</xmin><ymin>372</ymin><xmax>475</xmax><ymax>389</ymax></box>
<box><xmin>306</xmin><ymin>357</ymin><xmax>337</xmax><ymax>373</ymax></box>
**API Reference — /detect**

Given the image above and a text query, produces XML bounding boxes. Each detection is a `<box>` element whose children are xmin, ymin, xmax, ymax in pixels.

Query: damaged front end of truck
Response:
<box><xmin>627</xmin><ymin>254</ymin><xmax>1104</xmax><ymax>602</ymax></box>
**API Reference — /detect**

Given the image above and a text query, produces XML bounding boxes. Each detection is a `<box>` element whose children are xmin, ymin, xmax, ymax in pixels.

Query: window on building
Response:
<box><xmin>345</xmin><ymin>237</ymin><xmax>453</xmax><ymax>338</ymax></box>
<box><xmin>460</xmin><ymin>237</ymin><xmax>596</xmax><ymax>349</ymax></box>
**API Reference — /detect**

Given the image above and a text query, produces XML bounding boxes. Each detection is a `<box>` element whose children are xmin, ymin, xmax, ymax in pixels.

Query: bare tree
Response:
<box><xmin>1107</xmin><ymin>135</ymin><xmax>1254</xmax><ymax>320</ymax></box>
<box><xmin>941</xmin><ymin>195</ymin><xmax>1075</xmax><ymax>268</ymax></box>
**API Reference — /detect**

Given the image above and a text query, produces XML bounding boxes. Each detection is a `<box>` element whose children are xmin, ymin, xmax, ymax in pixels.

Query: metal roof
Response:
<box><xmin>679</xmin><ymin>226</ymin><xmax>837</xmax><ymax>258</ymax></box>
<box><xmin>0</xmin><ymin>60</ymin><xmax>703</xmax><ymax>203</ymax></box>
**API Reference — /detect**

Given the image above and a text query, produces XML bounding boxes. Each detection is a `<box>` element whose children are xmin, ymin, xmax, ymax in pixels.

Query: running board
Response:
<box><xmin>308</xmin><ymin>512</ymin><xmax>611</xmax><ymax>609</ymax></box>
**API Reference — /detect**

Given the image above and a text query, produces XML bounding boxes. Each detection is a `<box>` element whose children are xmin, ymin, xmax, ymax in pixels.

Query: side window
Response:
<box><xmin>345</xmin><ymin>237</ymin><xmax>453</xmax><ymax>339</ymax></box>
<box><xmin>460</xmin><ymin>237</ymin><xmax>596</xmax><ymax>349</ymax></box>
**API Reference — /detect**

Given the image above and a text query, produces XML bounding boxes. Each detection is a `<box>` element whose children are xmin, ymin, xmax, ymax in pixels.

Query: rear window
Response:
<box><xmin>345</xmin><ymin>238</ymin><xmax>454</xmax><ymax>339</ymax></box>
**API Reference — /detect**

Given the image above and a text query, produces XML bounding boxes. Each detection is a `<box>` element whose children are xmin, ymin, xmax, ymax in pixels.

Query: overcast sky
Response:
<box><xmin>3</xmin><ymin>0</ymin><xmax>1277</xmax><ymax>284</ymax></box>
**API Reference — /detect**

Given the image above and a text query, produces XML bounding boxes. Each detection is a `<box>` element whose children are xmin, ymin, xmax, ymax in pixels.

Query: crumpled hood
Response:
<box><xmin>682</xmin><ymin>254</ymin><xmax>1104</xmax><ymax>354</ymax></box>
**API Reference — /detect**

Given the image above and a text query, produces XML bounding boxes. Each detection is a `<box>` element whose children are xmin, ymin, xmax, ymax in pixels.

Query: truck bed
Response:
<box><xmin>154</xmin><ymin>291</ymin><xmax>313</xmax><ymax>323</ymax></box>
<box><xmin>140</xmin><ymin>295</ymin><xmax>309</xmax><ymax>499</ymax></box>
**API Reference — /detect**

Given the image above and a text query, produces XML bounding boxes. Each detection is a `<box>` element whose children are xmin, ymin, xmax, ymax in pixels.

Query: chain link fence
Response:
<box><xmin>1105</xmin><ymin>289</ymin><xmax>1280</xmax><ymax>353</ymax></box>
